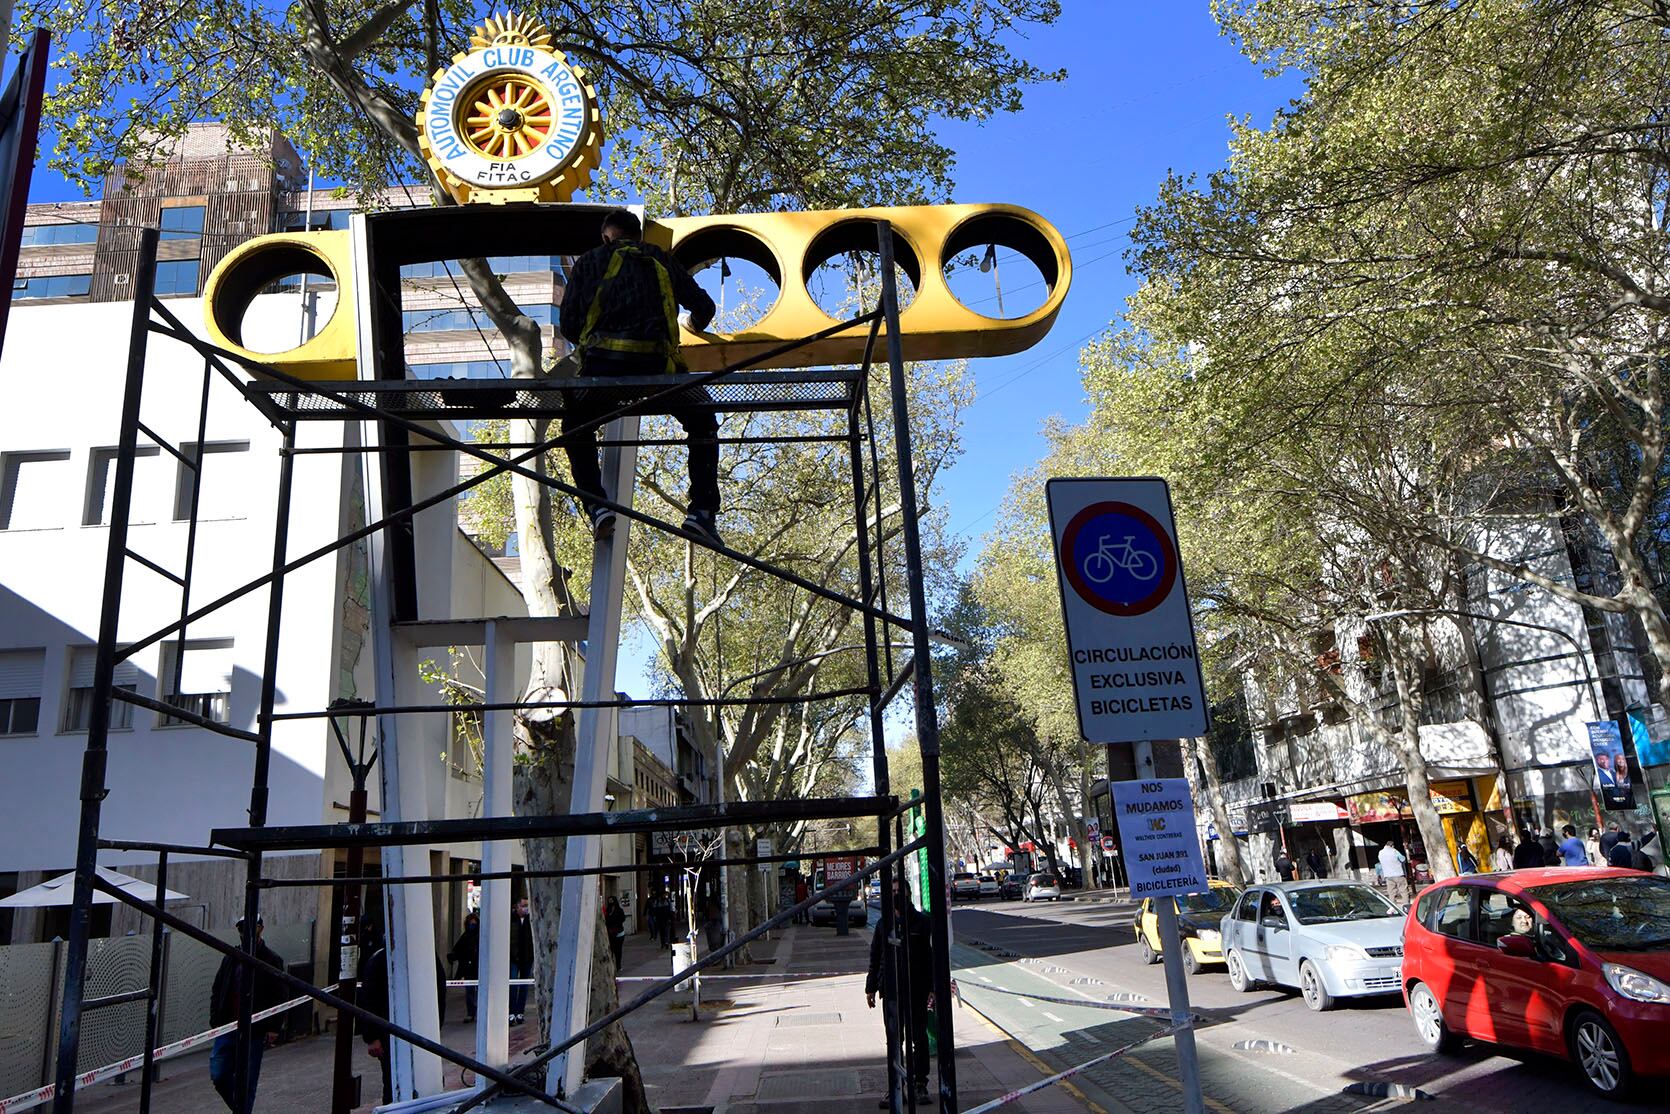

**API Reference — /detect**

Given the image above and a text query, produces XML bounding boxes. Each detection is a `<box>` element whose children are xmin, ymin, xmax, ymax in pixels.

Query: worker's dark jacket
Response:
<box><xmin>557</xmin><ymin>240</ymin><xmax>715</xmax><ymax>371</ymax></box>
<box><xmin>510</xmin><ymin>913</ymin><xmax>534</xmax><ymax>971</ymax></box>
<box><xmin>209</xmin><ymin>940</ymin><xmax>287</xmax><ymax>1032</ymax></box>
<box><xmin>358</xmin><ymin>947</ymin><xmax>449</xmax><ymax>1043</ymax></box>
<box><xmin>867</xmin><ymin>904</ymin><xmax>933</xmax><ymax>1003</ymax></box>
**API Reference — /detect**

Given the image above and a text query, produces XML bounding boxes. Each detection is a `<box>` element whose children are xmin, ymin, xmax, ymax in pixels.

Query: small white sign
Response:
<box><xmin>1111</xmin><ymin>778</ymin><xmax>1208</xmax><ymax>898</ymax></box>
<box><xmin>1046</xmin><ymin>478</ymin><xmax>1208</xmax><ymax>741</ymax></box>
<box><xmin>757</xmin><ymin>838</ymin><xmax>773</xmax><ymax>873</ymax></box>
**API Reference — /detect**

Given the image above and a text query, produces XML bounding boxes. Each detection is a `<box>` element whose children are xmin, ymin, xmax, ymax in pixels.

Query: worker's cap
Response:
<box><xmin>235</xmin><ymin>913</ymin><xmax>265</xmax><ymax>928</ymax></box>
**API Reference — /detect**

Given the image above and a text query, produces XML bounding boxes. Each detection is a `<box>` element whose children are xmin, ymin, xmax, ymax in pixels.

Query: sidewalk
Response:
<box><xmin>56</xmin><ymin>921</ymin><xmax>1089</xmax><ymax>1113</ymax></box>
<box><xmin>1065</xmin><ymin>888</ymin><xmax>1132</xmax><ymax>905</ymax></box>
<box><xmin>620</xmin><ymin>921</ymin><xmax>1089</xmax><ymax>1113</ymax></box>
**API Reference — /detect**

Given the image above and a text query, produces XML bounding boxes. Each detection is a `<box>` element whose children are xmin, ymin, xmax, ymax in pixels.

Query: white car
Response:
<box><xmin>978</xmin><ymin>875</ymin><xmax>1001</xmax><ymax>899</ymax></box>
<box><xmin>1024</xmin><ymin>872</ymin><xmax>1061</xmax><ymax>902</ymax></box>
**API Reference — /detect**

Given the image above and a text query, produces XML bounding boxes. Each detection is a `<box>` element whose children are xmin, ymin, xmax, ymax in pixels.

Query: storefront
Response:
<box><xmin>1343</xmin><ymin>776</ymin><xmax>1500</xmax><ymax>881</ymax></box>
<box><xmin>1283</xmin><ymin>799</ymin><xmax>1352</xmax><ymax>876</ymax></box>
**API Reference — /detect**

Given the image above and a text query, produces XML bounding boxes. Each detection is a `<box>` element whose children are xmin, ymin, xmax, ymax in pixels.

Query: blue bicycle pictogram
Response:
<box><xmin>1060</xmin><ymin>501</ymin><xmax>1177</xmax><ymax>616</ymax></box>
<box><xmin>1081</xmin><ymin>534</ymin><xmax>1159</xmax><ymax>584</ymax></box>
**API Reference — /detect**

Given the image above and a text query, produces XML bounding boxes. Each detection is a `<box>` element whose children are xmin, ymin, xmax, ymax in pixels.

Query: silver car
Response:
<box><xmin>1219</xmin><ymin>881</ymin><xmax>1405</xmax><ymax>1011</ymax></box>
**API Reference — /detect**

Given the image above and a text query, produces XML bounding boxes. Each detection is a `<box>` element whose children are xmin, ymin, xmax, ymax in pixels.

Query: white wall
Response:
<box><xmin>0</xmin><ymin>296</ymin><xmax>350</xmax><ymax>874</ymax></box>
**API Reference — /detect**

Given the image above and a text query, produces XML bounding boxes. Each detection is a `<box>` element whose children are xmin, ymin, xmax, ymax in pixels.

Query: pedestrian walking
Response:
<box><xmin>1305</xmin><ymin>847</ymin><xmax>1327</xmax><ymax>879</ymax></box>
<box><xmin>1512</xmin><ymin>829</ymin><xmax>1544</xmax><ymax>869</ymax></box>
<box><xmin>509</xmin><ymin>897</ymin><xmax>533</xmax><ymax>1025</ymax></box>
<box><xmin>1608</xmin><ymin>829</ymin><xmax>1637</xmax><ymax>868</ymax></box>
<box><xmin>605</xmin><ymin>896</ymin><xmax>627</xmax><ymax>971</ymax></box>
<box><xmin>1455</xmin><ymin>843</ymin><xmax>1479</xmax><ymax>875</ymax></box>
<box><xmin>557</xmin><ymin>209</ymin><xmax>722</xmax><ymax>544</ymax></box>
<box><xmin>1274</xmin><ymin>849</ymin><xmax>1296</xmax><ymax>882</ymax></box>
<box><xmin>207</xmin><ymin>915</ymin><xmax>285</xmax><ymax>1114</ymax></box>
<box><xmin>1490</xmin><ymin>842</ymin><xmax>1513</xmax><ymax>873</ymax></box>
<box><xmin>1377</xmin><ymin>841</ymin><xmax>1411</xmax><ymax>906</ymax></box>
<box><xmin>1537</xmin><ymin>828</ymin><xmax>1560</xmax><ymax>866</ymax></box>
<box><xmin>448</xmin><ymin>912</ymin><xmax>480</xmax><ymax>1022</ymax></box>
<box><xmin>794</xmin><ymin>877</ymin><xmax>810</xmax><ymax>923</ymax></box>
<box><xmin>1600</xmin><ymin>821</ymin><xmax>1624</xmax><ymax>859</ymax></box>
<box><xmin>1557</xmin><ymin>825</ymin><xmax>1588</xmax><ymax>866</ymax></box>
<box><xmin>866</xmin><ymin>883</ymin><xmax>935</xmax><ymax>1106</ymax></box>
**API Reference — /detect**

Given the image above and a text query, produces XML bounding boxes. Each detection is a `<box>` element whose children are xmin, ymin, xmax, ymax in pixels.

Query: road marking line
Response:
<box><xmin>1044</xmin><ymin>1011</ymin><xmax>1065</xmax><ymax>1023</ymax></box>
<box><xmin>1019</xmin><ymin>998</ymin><xmax>1035</xmax><ymax>1008</ymax></box>
<box><xmin>979</xmin><ymin>975</ymin><xmax>994</xmax><ymax>983</ymax></box>
<box><xmin>958</xmin><ymin>992</ymin><xmax>1109</xmax><ymax>1114</ymax></box>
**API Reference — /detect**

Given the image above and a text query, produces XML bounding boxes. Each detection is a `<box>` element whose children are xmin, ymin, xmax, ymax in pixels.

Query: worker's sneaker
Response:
<box><xmin>587</xmin><ymin>504</ymin><xmax>617</xmax><ymax>540</ymax></box>
<box><xmin>682</xmin><ymin>509</ymin><xmax>723</xmax><ymax>548</ymax></box>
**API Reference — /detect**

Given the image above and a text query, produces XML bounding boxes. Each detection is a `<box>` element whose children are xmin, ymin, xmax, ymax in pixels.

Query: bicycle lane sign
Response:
<box><xmin>1046</xmin><ymin>477</ymin><xmax>1209</xmax><ymax>742</ymax></box>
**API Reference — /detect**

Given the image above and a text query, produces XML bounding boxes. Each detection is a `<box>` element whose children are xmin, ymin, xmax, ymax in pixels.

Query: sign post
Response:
<box><xmin>1049</xmin><ymin>478</ymin><xmax>1207</xmax><ymax>1114</ymax></box>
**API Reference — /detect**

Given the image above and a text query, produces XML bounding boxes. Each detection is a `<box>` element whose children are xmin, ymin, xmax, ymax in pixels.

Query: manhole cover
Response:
<box><xmin>757</xmin><ymin>1070</ymin><xmax>861</xmax><ymax>1100</ymax></box>
<box><xmin>775</xmin><ymin>1011</ymin><xmax>843</xmax><ymax>1026</ymax></box>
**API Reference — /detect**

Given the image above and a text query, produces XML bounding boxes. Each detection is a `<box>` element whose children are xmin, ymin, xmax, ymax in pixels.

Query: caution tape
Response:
<box><xmin>959</xmin><ymin>1024</ymin><xmax>1182</xmax><ymax>1114</ymax></box>
<box><xmin>0</xmin><ymin>994</ymin><xmax>311</xmax><ymax>1114</ymax></box>
<box><xmin>443</xmin><ymin>979</ymin><xmax>534</xmax><ymax>987</ymax></box>
<box><xmin>612</xmin><ymin>971</ymin><xmax>857</xmax><ymax>981</ymax></box>
<box><xmin>962</xmin><ymin>982</ymin><xmax>1204</xmax><ymax>1024</ymax></box>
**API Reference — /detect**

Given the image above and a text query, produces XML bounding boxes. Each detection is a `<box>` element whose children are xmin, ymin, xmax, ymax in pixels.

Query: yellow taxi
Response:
<box><xmin>1134</xmin><ymin>880</ymin><xmax>1242</xmax><ymax>974</ymax></box>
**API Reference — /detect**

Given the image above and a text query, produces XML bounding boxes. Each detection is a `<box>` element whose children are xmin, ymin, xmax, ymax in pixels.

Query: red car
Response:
<box><xmin>1401</xmin><ymin>867</ymin><xmax>1670</xmax><ymax>1099</ymax></box>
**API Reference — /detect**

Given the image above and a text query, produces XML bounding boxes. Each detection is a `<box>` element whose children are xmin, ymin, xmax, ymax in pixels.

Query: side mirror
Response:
<box><xmin>1498</xmin><ymin>933</ymin><xmax>1536</xmax><ymax>959</ymax></box>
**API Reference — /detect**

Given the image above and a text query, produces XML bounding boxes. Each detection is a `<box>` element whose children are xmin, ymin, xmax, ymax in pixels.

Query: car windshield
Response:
<box><xmin>1286</xmin><ymin>884</ymin><xmax>1401</xmax><ymax>924</ymax></box>
<box><xmin>1179</xmin><ymin>888</ymin><xmax>1237</xmax><ymax>914</ymax></box>
<box><xmin>1530</xmin><ymin>875</ymin><xmax>1670</xmax><ymax>950</ymax></box>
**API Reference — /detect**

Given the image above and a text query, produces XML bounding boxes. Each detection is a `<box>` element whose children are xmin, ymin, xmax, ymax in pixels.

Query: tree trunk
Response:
<box><xmin>1189</xmin><ymin>735</ymin><xmax>1248</xmax><ymax>885</ymax></box>
<box><xmin>1389</xmin><ymin>648</ymin><xmax>1456</xmax><ymax>883</ymax></box>
<box><xmin>514</xmin><ymin>755</ymin><xmax>650</xmax><ymax>1111</ymax></box>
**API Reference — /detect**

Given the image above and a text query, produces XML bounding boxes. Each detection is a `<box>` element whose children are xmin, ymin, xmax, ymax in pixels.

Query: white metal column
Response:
<box><xmin>475</xmin><ymin>620</ymin><xmax>515</xmax><ymax>1078</ymax></box>
<box><xmin>547</xmin><ymin>416</ymin><xmax>639</xmax><ymax>1097</ymax></box>
<box><xmin>353</xmin><ymin>213</ymin><xmax>442</xmax><ymax>1100</ymax></box>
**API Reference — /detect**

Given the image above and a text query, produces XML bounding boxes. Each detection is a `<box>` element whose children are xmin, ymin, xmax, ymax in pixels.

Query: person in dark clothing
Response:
<box><xmin>1511</xmin><ymin>831</ymin><xmax>1545</xmax><ymax>869</ymax></box>
<box><xmin>1455</xmin><ymin>843</ymin><xmax>1479</xmax><ymax>875</ymax></box>
<box><xmin>1600</xmin><ymin>821</ymin><xmax>1624</xmax><ymax>859</ymax></box>
<box><xmin>207</xmin><ymin>916</ymin><xmax>286</xmax><ymax>1114</ymax></box>
<box><xmin>866</xmin><ymin>884</ymin><xmax>935</xmax><ymax>1106</ymax></box>
<box><xmin>1537</xmin><ymin>829</ymin><xmax>1560</xmax><ymax>865</ymax></box>
<box><xmin>557</xmin><ymin>209</ymin><xmax>722</xmax><ymax>545</ymax></box>
<box><xmin>605</xmin><ymin>896</ymin><xmax>628</xmax><ymax>970</ymax></box>
<box><xmin>509</xmin><ymin>898</ymin><xmax>534</xmax><ymax>1025</ymax></box>
<box><xmin>1608</xmin><ymin>829</ymin><xmax>1637</xmax><ymax>868</ymax></box>
<box><xmin>1273</xmin><ymin>850</ymin><xmax>1296</xmax><ymax>882</ymax></box>
<box><xmin>448</xmin><ymin>912</ymin><xmax>480</xmax><ymax>1022</ymax></box>
<box><xmin>358</xmin><ymin>940</ymin><xmax>449</xmax><ymax>1106</ymax></box>
<box><xmin>1305</xmin><ymin>848</ymin><xmax>1327</xmax><ymax>879</ymax></box>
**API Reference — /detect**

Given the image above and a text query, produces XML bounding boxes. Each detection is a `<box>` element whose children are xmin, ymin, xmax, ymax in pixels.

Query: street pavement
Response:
<box><xmin>947</xmin><ymin>896</ymin><xmax>1632</xmax><ymax>1114</ymax></box>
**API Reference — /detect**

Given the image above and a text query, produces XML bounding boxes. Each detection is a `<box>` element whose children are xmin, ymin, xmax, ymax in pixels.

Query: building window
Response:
<box><xmin>62</xmin><ymin>647</ymin><xmax>138</xmax><ymax>732</ymax></box>
<box><xmin>401</xmin><ymin>303</ymin><xmax>556</xmax><ymax>332</ymax></box>
<box><xmin>160</xmin><ymin>641</ymin><xmax>233</xmax><ymax>726</ymax></box>
<box><xmin>153</xmin><ymin>259</ymin><xmax>201</xmax><ymax>296</ymax></box>
<box><xmin>278</xmin><ymin>208</ymin><xmax>352</xmax><ymax>233</ymax></box>
<box><xmin>12</xmin><ymin>273</ymin><xmax>92</xmax><ymax>299</ymax></box>
<box><xmin>399</xmin><ymin>256</ymin><xmax>565</xmax><ymax>280</ymax></box>
<box><xmin>172</xmin><ymin>441</ymin><xmax>251</xmax><ymax>521</ymax></box>
<box><xmin>158</xmin><ymin>205</ymin><xmax>206</xmax><ymax>240</ymax></box>
<box><xmin>408</xmin><ymin>359</ymin><xmax>511</xmax><ymax>380</ymax></box>
<box><xmin>0</xmin><ymin>650</ymin><xmax>44</xmax><ymax>736</ymax></box>
<box><xmin>19</xmin><ymin>223</ymin><xmax>99</xmax><ymax>247</ymax></box>
<box><xmin>0</xmin><ymin>450</ymin><xmax>72</xmax><ymax>530</ymax></box>
<box><xmin>84</xmin><ymin>445</ymin><xmax>161</xmax><ymax>526</ymax></box>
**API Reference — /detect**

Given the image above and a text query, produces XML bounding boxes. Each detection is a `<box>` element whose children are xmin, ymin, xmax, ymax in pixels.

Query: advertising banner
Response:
<box><xmin>1110</xmin><ymin>778</ymin><xmax>1209</xmax><ymax>898</ymax></box>
<box><xmin>1586</xmin><ymin>720</ymin><xmax>1636</xmax><ymax>811</ymax></box>
<box><xmin>1288</xmin><ymin>801</ymin><xmax>1347</xmax><ymax>824</ymax></box>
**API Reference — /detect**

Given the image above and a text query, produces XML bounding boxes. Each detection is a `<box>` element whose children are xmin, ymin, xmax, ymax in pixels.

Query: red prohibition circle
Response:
<box><xmin>1060</xmin><ymin>501</ymin><xmax>1178</xmax><ymax>616</ymax></box>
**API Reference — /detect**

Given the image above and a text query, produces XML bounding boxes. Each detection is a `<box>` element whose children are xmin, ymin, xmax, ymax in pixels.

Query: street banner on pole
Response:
<box><xmin>1046</xmin><ymin>478</ymin><xmax>1209</xmax><ymax>742</ymax></box>
<box><xmin>1585</xmin><ymin>720</ymin><xmax>1636</xmax><ymax>811</ymax></box>
<box><xmin>1111</xmin><ymin>778</ymin><xmax>1208</xmax><ymax>898</ymax></box>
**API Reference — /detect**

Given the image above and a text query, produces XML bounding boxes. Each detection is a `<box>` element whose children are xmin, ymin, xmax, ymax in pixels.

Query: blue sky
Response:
<box><xmin>928</xmin><ymin>3</ymin><xmax>1295</xmax><ymax>564</ymax></box>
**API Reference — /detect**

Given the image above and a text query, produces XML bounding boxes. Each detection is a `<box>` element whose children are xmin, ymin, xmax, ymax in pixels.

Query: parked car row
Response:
<box><xmin>1151</xmin><ymin>868</ymin><xmax>1670</xmax><ymax>1100</ymax></box>
<box><xmin>953</xmin><ymin>870</ymin><xmax>1065</xmax><ymax>902</ymax></box>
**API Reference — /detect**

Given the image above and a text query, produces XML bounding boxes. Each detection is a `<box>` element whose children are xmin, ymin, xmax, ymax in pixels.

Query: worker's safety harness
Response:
<box><xmin>577</xmin><ymin>241</ymin><xmax>686</xmax><ymax>374</ymax></box>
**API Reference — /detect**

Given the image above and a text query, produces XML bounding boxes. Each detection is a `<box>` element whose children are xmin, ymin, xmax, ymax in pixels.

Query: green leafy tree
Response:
<box><xmin>29</xmin><ymin>0</ymin><xmax>1059</xmax><ymax>1104</ymax></box>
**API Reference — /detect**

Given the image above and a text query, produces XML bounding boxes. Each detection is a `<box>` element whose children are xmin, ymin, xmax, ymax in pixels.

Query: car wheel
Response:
<box><xmin>1226</xmin><ymin>949</ymin><xmax>1256</xmax><ymax>992</ymax></box>
<box><xmin>1299</xmin><ymin>960</ymin><xmax>1333</xmax><ymax>1012</ymax></box>
<box><xmin>1139</xmin><ymin>935</ymin><xmax>1158</xmax><ymax>965</ymax></box>
<box><xmin>1182</xmin><ymin>945</ymin><xmax>1201</xmax><ymax>976</ymax></box>
<box><xmin>1407</xmin><ymin>982</ymin><xmax>1461</xmax><ymax>1054</ymax></box>
<box><xmin>1569</xmin><ymin>1010</ymin><xmax>1633</xmax><ymax>1099</ymax></box>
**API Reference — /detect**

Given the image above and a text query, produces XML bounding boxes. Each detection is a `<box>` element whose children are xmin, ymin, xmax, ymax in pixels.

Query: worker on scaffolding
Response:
<box><xmin>558</xmin><ymin>209</ymin><xmax>722</xmax><ymax>545</ymax></box>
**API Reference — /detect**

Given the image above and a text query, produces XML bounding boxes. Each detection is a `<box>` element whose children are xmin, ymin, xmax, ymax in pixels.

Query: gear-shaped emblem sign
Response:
<box><xmin>418</xmin><ymin>13</ymin><xmax>601</xmax><ymax>204</ymax></box>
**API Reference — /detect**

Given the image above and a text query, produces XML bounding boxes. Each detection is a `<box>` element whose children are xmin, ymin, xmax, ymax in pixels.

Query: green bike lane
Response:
<box><xmin>948</xmin><ymin>935</ymin><xmax>1397</xmax><ymax>1114</ymax></box>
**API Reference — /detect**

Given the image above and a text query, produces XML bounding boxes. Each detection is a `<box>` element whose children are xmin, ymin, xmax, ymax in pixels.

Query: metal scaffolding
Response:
<box><xmin>50</xmin><ymin>213</ymin><xmax>960</xmax><ymax>1113</ymax></box>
